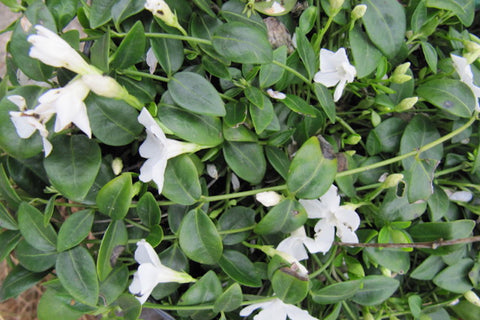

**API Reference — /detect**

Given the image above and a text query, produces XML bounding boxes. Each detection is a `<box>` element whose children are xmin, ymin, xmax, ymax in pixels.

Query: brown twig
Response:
<box><xmin>335</xmin><ymin>235</ymin><xmax>480</xmax><ymax>249</ymax></box>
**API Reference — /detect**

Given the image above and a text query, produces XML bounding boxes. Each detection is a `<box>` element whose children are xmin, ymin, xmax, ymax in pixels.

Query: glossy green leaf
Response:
<box><xmin>433</xmin><ymin>258</ymin><xmax>474</xmax><ymax>293</ymax></box>
<box><xmin>365</xmin><ymin>247</ymin><xmax>411</xmax><ymax>273</ymax></box>
<box><xmin>158</xmin><ymin>103</ymin><xmax>223</xmax><ymax>146</ymax></box>
<box><xmin>255</xmin><ymin>199</ymin><xmax>307</xmax><ymax>234</ymax></box>
<box><xmin>350</xmin><ymin>25</ymin><xmax>383</xmax><ymax>78</ymax></box>
<box><xmin>351</xmin><ymin>275</ymin><xmax>399</xmax><ymax>306</ymax></box>
<box><xmin>250</xmin><ymin>97</ymin><xmax>274</xmax><ymax>134</ymax></box>
<box><xmin>169</xmin><ymin>71</ymin><xmax>226</xmax><ymax>116</ymax></box>
<box><xmin>245</xmin><ymin>86</ymin><xmax>265</xmax><ymax>109</ymax></box>
<box><xmin>202</xmin><ymin>54</ymin><xmax>231</xmax><ymax>79</ymax></box>
<box><xmin>90</xmin><ymin>32</ymin><xmax>110</xmax><ymax>72</ymax></box>
<box><xmin>212</xmin><ymin>22</ymin><xmax>273</xmax><ymax>64</ymax></box>
<box><xmin>0</xmin><ymin>230</ymin><xmax>21</xmax><ymax>261</ymax></box>
<box><xmin>0</xmin><ymin>265</ymin><xmax>47</xmax><ymax>302</ymax></box>
<box><xmin>37</xmin><ymin>289</ymin><xmax>86</xmax><ymax>320</ymax></box>
<box><xmin>97</xmin><ymin>220</ymin><xmax>128</xmax><ymax>281</ymax></box>
<box><xmin>44</xmin><ymin>135</ymin><xmax>101</xmax><ymax>202</ymax></box>
<box><xmin>16</xmin><ymin>239</ymin><xmax>56</xmax><ymax>272</ymax></box>
<box><xmin>86</xmin><ymin>95</ymin><xmax>143</xmax><ymax>146</ymax></box>
<box><xmin>421</xmin><ymin>41</ymin><xmax>438</xmax><ymax>73</ymax></box>
<box><xmin>427</xmin><ymin>186</ymin><xmax>449</xmax><ymax>221</ymax></box>
<box><xmin>57</xmin><ymin>209</ymin><xmax>94</xmax><ymax>252</ymax></box>
<box><xmin>221</xmin><ymin>0</ymin><xmax>267</xmax><ymax>32</ymax></box>
<box><xmin>417</xmin><ymin>79</ymin><xmax>476</xmax><ymax>118</ymax></box>
<box><xmin>99</xmin><ymin>265</ymin><xmax>129</xmax><ymax>306</ymax></box>
<box><xmin>136</xmin><ymin>192</ymin><xmax>161</xmax><ymax>227</ymax></box>
<box><xmin>405</xmin><ymin>159</ymin><xmax>439</xmax><ymax>203</ymax></box>
<box><xmin>378</xmin><ymin>187</ymin><xmax>427</xmax><ymax>221</ymax></box>
<box><xmin>90</xmin><ymin>0</ymin><xmax>116</xmax><ymax>28</ymax></box>
<box><xmin>426</xmin><ymin>0</ymin><xmax>474</xmax><ymax>26</ymax></box>
<box><xmin>223</xmin><ymin>141</ymin><xmax>266</xmax><ymax>184</ymax></box>
<box><xmin>311</xmin><ymin>280</ymin><xmax>363</xmax><ymax>304</ymax></box>
<box><xmin>163</xmin><ymin>155</ymin><xmax>202</xmax><ymax>205</ymax></box>
<box><xmin>259</xmin><ymin>46</ymin><xmax>287</xmax><ymax>88</ymax></box>
<box><xmin>179</xmin><ymin>209</ymin><xmax>223</xmax><ymax>265</ymax></box>
<box><xmin>411</xmin><ymin>255</ymin><xmax>445</xmax><ymax>280</ymax></box>
<box><xmin>271</xmin><ymin>267</ymin><xmax>309</xmax><ymax>304</ymax></box>
<box><xmin>219</xmin><ymin>250</ymin><xmax>262</xmax><ymax>287</ymax></box>
<box><xmin>366</xmin><ymin>117</ymin><xmax>406</xmax><ymax>155</ymax></box>
<box><xmin>111</xmin><ymin>293</ymin><xmax>141</xmax><ymax>320</ymax></box>
<box><xmin>217</xmin><ymin>206</ymin><xmax>255</xmax><ymax>245</ymax></box>
<box><xmin>150</xmin><ymin>21</ymin><xmax>184</xmax><ymax>75</ymax></box>
<box><xmin>111</xmin><ymin>0</ymin><xmax>145</xmax><ymax>27</ymax></box>
<box><xmin>96</xmin><ymin>173</ymin><xmax>132</xmax><ymax>220</ymax></box>
<box><xmin>313</xmin><ymin>83</ymin><xmax>336</xmax><ymax>123</ymax></box>
<box><xmin>362</xmin><ymin>0</ymin><xmax>406</xmax><ymax>58</ymax></box>
<box><xmin>110</xmin><ymin>21</ymin><xmax>146</xmax><ymax>69</ymax></box>
<box><xmin>265</xmin><ymin>146</ymin><xmax>290</xmax><ymax>180</ymax></box>
<box><xmin>287</xmin><ymin>136</ymin><xmax>337</xmax><ymax>199</ymax></box>
<box><xmin>18</xmin><ymin>202</ymin><xmax>57</xmax><ymax>252</ymax></box>
<box><xmin>0</xmin><ymin>165</ymin><xmax>21</xmax><ymax>211</ymax></box>
<box><xmin>224</xmin><ymin>101</ymin><xmax>247</xmax><ymax>127</ymax></box>
<box><xmin>56</xmin><ymin>246</ymin><xmax>99</xmax><ymax>306</ymax></box>
<box><xmin>178</xmin><ymin>271</ymin><xmax>222</xmax><ymax>319</ymax></box>
<box><xmin>213</xmin><ymin>283</ymin><xmax>243</xmax><ymax>313</ymax></box>
<box><xmin>295</xmin><ymin>29</ymin><xmax>316</xmax><ymax>80</ymax></box>
<box><xmin>282</xmin><ymin>94</ymin><xmax>318</xmax><ymax>117</ymax></box>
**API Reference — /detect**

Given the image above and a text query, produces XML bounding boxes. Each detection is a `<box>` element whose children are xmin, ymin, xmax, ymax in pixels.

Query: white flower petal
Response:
<box><xmin>313</xmin><ymin>70</ymin><xmax>341</xmax><ymax>87</ymax></box>
<box><xmin>134</xmin><ymin>239</ymin><xmax>162</xmax><ymax>267</ymax></box>
<box><xmin>256</xmin><ymin>191</ymin><xmax>282</xmax><ymax>207</ymax></box>
<box><xmin>448</xmin><ymin>190</ymin><xmax>473</xmax><ymax>202</ymax></box>
<box><xmin>299</xmin><ymin>199</ymin><xmax>328</xmax><ymax>219</ymax></box>
<box><xmin>336</xmin><ymin>224</ymin><xmax>359</xmax><ymax>243</ymax></box>
<box><xmin>284</xmin><ymin>303</ymin><xmax>319</xmax><ymax>320</ymax></box>
<box><xmin>9</xmin><ymin>113</ymin><xmax>38</xmax><ymax>138</ymax></box>
<box><xmin>7</xmin><ymin>95</ymin><xmax>27</xmax><ymax>110</ymax></box>
<box><xmin>146</xmin><ymin>47</ymin><xmax>158</xmax><ymax>74</ymax></box>
<box><xmin>313</xmin><ymin>220</ymin><xmax>335</xmax><ymax>253</ymax></box>
<box><xmin>239</xmin><ymin>300</ymin><xmax>272</xmax><ymax>316</ymax></box>
<box><xmin>277</xmin><ymin>234</ymin><xmax>309</xmax><ymax>261</ymax></box>
<box><xmin>335</xmin><ymin>206</ymin><xmax>360</xmax><ymax>231</ymax></box>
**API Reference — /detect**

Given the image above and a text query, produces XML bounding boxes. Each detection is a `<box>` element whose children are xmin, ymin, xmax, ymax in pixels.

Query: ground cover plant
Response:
<box><xmin>1</xmin><ymin>0</ymin><xmax>480</xmax><ymax>319</ymax></box>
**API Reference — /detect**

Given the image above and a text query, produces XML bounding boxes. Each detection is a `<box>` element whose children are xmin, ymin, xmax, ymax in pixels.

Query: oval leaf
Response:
<box><xmin>57</xmin><ymin>209</ymin><xmax>94</xmax><ymax>252</ymax></box>
<box><xmin>136</xmin><ymin>192</ymin><xmax>161</xmax><ymax>228</ymax></box>
<box><xmin>97</xmin><ymin>220</ymin><xmax>128</xmax><ymax>281</ymax></box>
<box><xmin>433</xmin><ymin>258</ymin><xmax>474</xmax><ymax>293</ymax></box>
<box><xmin>311</xmin><ymin>280</ymin><xmax>363</xmax><ymax>304</ymax></box>
<box><xmin>96</xmin><ymin>173</ymin><xmax>133</xmax><ymax>220</ymax></box>
<box><xmin>218</xmin><ymin>250</ymin><xmax>262</xmax><ymax>287</ymax></box>
<box><xmin>18</xmin><ymin>202</ymin><xmax>57</xmax><ymax>252</ymax></box>
<box><xmin>351</xmin><ymin>275</ymin><xmax>399</xmax><ymax>306</ymax></box>
<box><xmin>16</xmin><ymin>239</ymin><xmax>57</xmax><ymax>272</ymax></box>
<box><xmin>110</xmin><ymin>21</ymin><xmax>146</xmax><ymax>69</ymax></box>
<box><xmin>254</xmin><ymin>199</ymin><xmax>307</xmax><ymax>234</ymax></box>
<box><xmin>162</xmin><ymin>155</ymin><xmax>202</xmax><ymax>205</ymax></box>
<box><xmin>223</xmin><ymin>141</ymin><xmax>266</xmax><ymax>184</ymax></box>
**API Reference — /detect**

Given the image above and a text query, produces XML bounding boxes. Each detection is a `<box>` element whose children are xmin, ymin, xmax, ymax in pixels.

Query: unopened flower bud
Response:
<box><xmin>448</xmin><ymin>190</ymin><xmax>473</xmax><ymax>202</ymax></box>
<box><xmin>393</xmin><ymin>62</ymin><xmax>411</xmax><ymax>76</ymax></box>
<box><xmin>464</xmin><ymin>291</ymin><xmax>480</xmax><ymax>307</ymax></box>
<box><xmin>256</xmin><ymin>191</ymin><xmax>282</xmax><ymax>207</ymax></box>
<box><xmin>330</xmin><ymin>0</ymin><xmax>344</xmax><ymax>11</ymax></box>
<box><xmin>381</xmin><ymin>174</ymin><xmax>404</xmax><ymax>188</ymax></box>
<box><xmin>231</xmin><ymin>173</ymin><xmax>240</xmax><ymax>191</ymax></box>
<box><xmin>112</xmin><ymin>157</ymin><xmax>123</xmax><ymax>175</ymax></box>
<box><xmin>394</xmin><ymin>97</ymin><xmax>418</xmax><ymax>112</ymax></box>
<box><xmin>206</xmin><ymin>164</ymin><xmax>219</xmax><ymax>179</ymax></box>
<box><xmin>390</xmin><ymin>74</ymin><xmax>412</xmax><ymax>84</ymax></box>
<box><xmin>343</xmin><ymin>134</ymin><xmax>361</xmax><ymax>145</ymax></box>
<box><xmin>363</xmin><ymin>311</ymin><xmax>374</xmax><ymax>320</ymax></box>
<box><xmin>145</xmin><ymin>0</ymin><xmax>178</xmax><ymax>28</ymax></box>
<box><xmin>82</xmin><ymin>74</ymin><xmax>128</xmax><ymax>99</ymax></box>
<box><xmin>351</xmin><ymin>4</ymin><xmax>367</xmax><ymax>20</ymax></box>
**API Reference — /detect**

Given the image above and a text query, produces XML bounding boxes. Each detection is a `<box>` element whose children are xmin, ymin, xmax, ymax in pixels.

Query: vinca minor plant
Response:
<box><xmin>1</xmin><ymin>0</ymin><xmax>480</xmax><ymax>319</ymax></box>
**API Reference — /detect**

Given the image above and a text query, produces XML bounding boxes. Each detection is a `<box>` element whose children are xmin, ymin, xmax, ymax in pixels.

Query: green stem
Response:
<box><xmin>310</xmin><ymin>248</ymin><xmax>337</xmax><ymax>278</ymax></box>
<box><xmin>144</xmin><ymin>296</ymin><xmax>276</xmax><ymax>311</ymax></box>
<box><xmin>125</xmin><ymin>218</ymin><xmax>150</xmax><ymax>232</ymax></box>
<box><xmin>200</xmin><ymin>185</ymin><xmax>287</xmax><ymax>202</ymax></box>
<box><xmin>272</xmin><ymin>61</ymin><xmax>310</xmax><ymax>84</ymax></box>
<box><xmin>313</xmin><ymin>10</ymin><xmax>339</xmax><ymax>52</ymax></box>
<box><xmin>112</xmin><ymin>31</ymin><xmax>212</xmax><ymax>45</ymax></box>
<box><xmin>121</xmin><ymin>70</ymin><xmax>170</xmax><ymax>82</ymax></box>
<box><xmin>336</xmin><ymin>114</ymin><xmax>477</xmax><ymax>178</ymax></box>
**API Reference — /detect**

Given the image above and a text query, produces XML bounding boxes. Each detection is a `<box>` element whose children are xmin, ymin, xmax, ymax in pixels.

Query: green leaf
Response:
<box><xmin>417</xmin><ymin>79</ymin><xmax>476</xmax><ymax>118</ymax></box>
<box><xmin>18</xmin><ymin>202</ymin><xmax>57</xmax><ymax>252</ymax></box>
<box><xmin>405</xmin><ymin>159</ymin><xmax>439</xmax><ymax>203</ymax></box>
<box><xmin>168</xmin><ymin>71</ymin><xmax>226</xmax><ymax>116</ymax></box>
<box><xmin>111</xmin><ymin>0</ymin><xmax>145</xmax><ymax>27</ymax></box>
<box><xmin>295</xmin><ymin>29</ymin><xmax>316</xmax><ymax>80</ymax></box>
<box><xmin>46</xmin><ymin>0</ymin><xmax>79</xmax><ymax>29</ymax></box>
<box><xmin>0</xmin><ymin>230</ymin><xmax>21</xmax><ymax>261</ymax></box>
<box><xmin>15</xmin><ymin>239</ymin><xmax>57</xmax><ymax>272</ymax></box>
<box><xmin>162</xmin><ymin>155</ymin><xmax>202</xmax><ymax>205</ymax></box>
<box><xmin>282</xmin><ymin>94</ymin><xmax>318</xmax><ymax>117</ymax></box>
<box><xmin>287</xmin><ymin>136</ymin><xmax>337</xmax><ymax>199</ymax></box>
<box><xmin>426</xmin><ymin>0</ymin><xmax>474</xmax><ymax>26</ymax></box>
<box><xmin>136</xmin><ymin>192</ymin><xmax>161</xmax><ymax>228</ymax></box>
<box><xmin>259</xmin><ymin>46</ymin><xmax>287</xmax><ymax>88</ymax></box>
<box><xmin>379</xmin><ymin>187</ymin><xmax>427</xmax><ymax>221</ymax></box>
<box><xmin>111</xmin><ymin>293</ymin><xmax>141</xmax><ymax>320</ymax></box>
<box><xmin>96</xmin><ymin>173</ymin><xmax>133</xmax><ymax>220</ymax></box>
<box><xmin>399</xmin><ymin>115</ymin><xmax>442</xmax><ymax>170</ymax></box>
<box><xmin>97</xmin><ymin>220</ymin><xmax>128</xmax><ymax>281</ymax></box>
<box><xmin>99</xmin><ymin>265</ymin><xmax>129</xmax><ymax>306</ymax></box>
<box><xmin>90</xmin><ymin>32</ymin><xmax>110</xmax><ymax>72</ymax></box>
<box><xmin>0</xmin><ymin>164</ymin><xmax>22</xmax><ymax>211</ymax></box>
<box><xmin>217</xmin><ymin>206</ymin><xmax>256</xmax><ymax>245</ymax></box>
<box><xmin>364</xmin><ymin>247</ymin><xmax>411</xmax><ymax>273</ymax></box>
<box><xmin>427</xmin><ymin>186</ymin><xmax>449</xmax><ymax>221</ymax></box>
<box><xmin>271</xmin><ymin>267</ymin><xmax>309</xmax><ymax>304</ymax></box>
<box><xmin>433</xmin><ymin>258</ymin><xmax>474</xmax><ymax>293</ymax></box>
<box><xmin>37</xmin><ymin>289</ymin><xmax>86</xmax><ymax>320</ymax></box>
<box><xmin>90</xmin><ymin>0</ymin><xmax>116</xmax><ymax>28</ymax></box>
<box><xmin>408</xmin><ymin>295</ymin><xmax>422</xmax><ymax>319</ymax></box>
<box><xmin>56</xmin><ymin>246</ymin><xmax>99</xmax><ymax>306</ymax></box>
<box><xmin>362</xmin><ymin>0</ymin><xmax>406</xmax><ymax>58</ymax></box>
<box><xmin>349</xmin><ymin>25</ymin><xmax>383</xmax><ymax>78</ymax></box>
<box><xmin>150</xmin><ymin>21</ymin><xmax>184</xmax><ymax>75</ymax></box>
<box><xmin>245</xmin><ymin>86</ymin><xmax>265</xmax><ymax>109</ymax></box>
<box><xmin>411</xmin><ymin>256</ymin><xmax>445</xmax><ymax>280</ymax></box>
<box><xmin>152</xmin><ymin>243</ymin><xmax>189</xmax><ymax>300</ymax></box>
<box><xmin>57</xmin><ymin>210</ymin><xmax>94</xmax><ymax>252</ymax></box>
<box><xmin>265</xmin><ymin>146</ymin><xmax>290</xmax><ymax>180</ymax></box>
<box><xmin>110</xmin><ymin>21</ymin><xmax>146</xmax><ymax>69</ymax></box>
<box><xmin>213</xmin><ymin>283</ymin><xmax>243</xmax><ymax>313</ymax></box>
<box><xmin>178</xmin><ymin>271</ymin><xmax>222</xmax><ymax>319</ymax></box>
<box><xmin>0</xmin><ymin>265</ymin><xmax>47</xmax><ymax>301</ymax></box>
<box><xmin>249</xmin><ymin>97</ymin><xmax>274</xmax><ymax>134</ymax></box>
<box><xmin>313</xmin><ymin>83</ymin><xmax>336</xmax><ymax>123</ymax></box>
<box><xmin>366</xmin><ymin>117</ymin><xmax>406</xmax><ymax>155</ymax></box>
<box><xmin>212</xmin><ymin>22</ymin><xmax>273</xmax><ymax>64</ymax></box>
<box><xmin>86</xmin><ymin>95</ymin><xmax>143</xmax><ymax>146</ymax></box>
<box><xmin>311</xmin><ymin>280</ymin><xmax>363</xmax><ymax>304</ymax></box>
<box><xmin>351</xmin><ymin>275</ymin><xmax>399</xmax><ymax>306</ymax></box>
<box><xmin>255</xmin><ymin>199</ymin><xmax>307</xmax><ymax>234</ymax></box>
<box><xmin>221</xmin><ymin>0</ymin><xmax>267</xmax><ymax>32</ymax></box>
<box><xmin>219</xmin><ymin>250</ymin><xmax>262</xmax><ymax>287</ymax></box>
<box><xmin>421</xmin><ymin>41</ymin><xmax>438</xmax><ymax>73</ymax></box>
<box><xmin>44</xmin><ymin>135</ymin><xmax>101</xmax><ymax>202</ymax></box>
<box><xmin>179</xmin><ymin>209</ymin><xmax>223</xmax><ymax>265</ymax></box>
<box><xmin>223</xmin><ymin>141</ymin><xmax>266</xmax><ymax>184</ymax></box>
<box><xmin>158</xmin><ymin>103</ymin><xmax>223</xmax><ymax>146</ymax></box>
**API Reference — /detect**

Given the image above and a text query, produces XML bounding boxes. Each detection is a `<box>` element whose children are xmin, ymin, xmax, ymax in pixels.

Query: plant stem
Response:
<box><xmin>200</xmin><ymin>185</ymin><xmax>288</xmax><ymax>202</ymax></box>
<box><xmin>121</xmin><ymin>70</ymin><xmax>170</xmax><ymax>82</ymax></box>
<box><xmin>112</xmin><ymin>31</ymin><xmax>212</xmax><ymax>45</ymax></box>
<box><xmin>336</xmin><ymin>235</ymin><xmax>480</xmax><ymax>249</ymax></box>
<box><xmin>125</xmin><ymin>218</ymin><xmax>150</xmax><ymax>232</ymax></box>
<box><xmin>272</xmin><ymin>61</ymin><xmax>310</xmax><ymax>84</ymax></box>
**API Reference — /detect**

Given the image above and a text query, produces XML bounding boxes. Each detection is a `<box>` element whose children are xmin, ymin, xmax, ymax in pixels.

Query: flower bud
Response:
<box><xmin>343</xmin><ymin>134</ymin><xmax>361</xmax><ymax>145</ymax></box>
<box><xmin>464</xmin><ymin>291</ymin><xmax>480</xmax><ymax>307</ymax></box>
<box><xmin>330</xmin><ymin>0</ymin><xmax>344</xmax><ymax>11</ymax></box>
<box><xmin>351</xmin><ymin>4</ymin><xmax>367</xmax><ymax>20</ymax></box>
<box><xmin>393</xmin><ymin>62</ymin><xmax>411</xmax><ymax>75</ymax></box>
<box><xmin>256</xmin><ymin>191</ymin><xmax>282</xmax><ymax>207</ymax></box>
<box><xmin>448</xmin><ymin>190</ymin><xmax>473</xmax><ymax>202</ymax></box>
<box><xmin>145</xmin><ymin>0</ymin><xmax>178</xmax><ymax>28</ymax></box>
<box><xmin>206</xmin><ymin>164</ymin><xmax>219</xmax><ymax>179</ymax></box>
<box><xmin>394</xmin><ymin>97</ymin><xmax>418</xmax><ymax>112</ymax></box>
<box><xmin>381</xmin><ymin>174</ymin><xmax>404</xmax><ymax>188</ymax></box>
<box><xmin>82</xmin><ymin>74</ymin><xmax>128</xmax><ymax>99</ymax></box>
<box><xmin>112</xmin><ymin>158</ymin><xmax>123</xmax><ymax>175</ymax></box>
<box><xmin>390</xmin><ymin>74</ymin><xmax>412</xmax><ymax>84</ymax></box>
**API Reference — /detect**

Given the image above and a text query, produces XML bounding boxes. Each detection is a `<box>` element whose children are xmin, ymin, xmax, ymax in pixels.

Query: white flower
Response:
<box><xmin>314</xmin><ymin>48</ymin><xmax>356</xmax><ymax>102</ymax></box>
<box><xmin>265</xmin><ymin>1</ymin><xmax>286</xmax><ymax>14</ymax></box>
<box><xmin>28</xmin><ymin>25</ymin><xmax>98</xmax><ymax>76</ymax></box>
<box><xmin>240</xmin><ymin>298</ymin><xmax>318</xmax><ymax>320</ymax></box>
<box><xmin>35</xmin><ymin>78</ymin><xmax>92</xmax><ymax>138</ymax></box>
<box><xmin>129</xmin><ymin>239</ymin><xmax>195</xmax><ymax>304</ymax></box>
<box><xmin>256</xmin><ymin>191</ymin><xmax>282</xmax><ymax>207</ymax></box>
<box><xmin>8</xmin><ymin>95</ymin><xmax>53</xmax><ymax>156</ymax></box>
<box><xmin>81</xmin><ymin>74</ymin><xmax>129</xmax><ymax>99</ymax></box>
<box><xmin>146</xmin><ymin>47</ymin><xmax>158</xmax><ymax>74</ymax></box>
<box><xmin>451</xmin><ymin>54</ymin><xmax>480</xmax><ymax>111</ymax></box>
<box><xmin>276</xmin><ymin>226</ymin><xmax>322</xmax><ymax>261</ymax></box>
<box><xmin>448</xmin><ymin>190</ymin><xmax>473</xmax><ymax>202</ymax></box>
<box><xmin>299</xmin><ymin>185</ymin><xmax>360</xmax><ymax>253</ymax></box>
<box><xmin>266</xmin><ymin>88</ymin><xmax>286</xmax><ymax>100</ymax></box>
<box><xmin>145</xmin><ymin>0</ymin><xmax>177</xmax><ymax>27</ymax></box>
<box><xmin>138</xmin><ymin>108</ymin><xmax>201</xmax><ymax>193</ymax></box>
